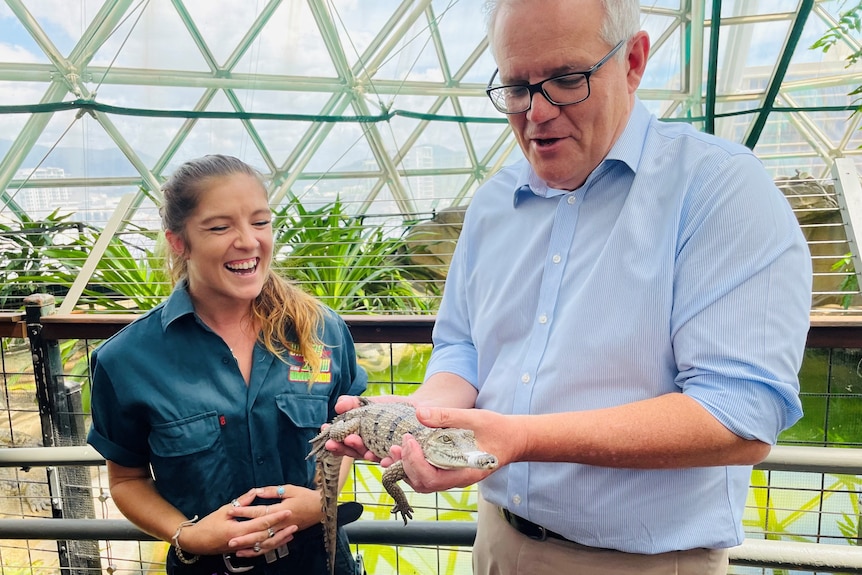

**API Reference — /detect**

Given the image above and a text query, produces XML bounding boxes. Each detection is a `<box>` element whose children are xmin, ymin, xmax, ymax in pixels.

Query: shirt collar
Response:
<box><xmin>513</xmin><ymin>98</ymin><xmax>651</xmax><ymax>207</ymax></box>
<box><xmin>160</xmin><ymin>279</ymin><xmax>196</xmax><ymax>332</ymax></box>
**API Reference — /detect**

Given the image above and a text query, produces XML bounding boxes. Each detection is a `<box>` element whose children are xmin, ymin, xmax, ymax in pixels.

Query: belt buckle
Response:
<box><xmin>222</xmin><ymin>554</ymin><xmax>254</xmax><ymax>573</ymax></box>
<box><xmin>531</xmin><ymin>524</ymin><xmax>548</xmax><ymax>541</ymax></box>
<box><xmin>223</xmin><ymin>544</ymin><xmax>289</xmax><ymax>573</ymax></box>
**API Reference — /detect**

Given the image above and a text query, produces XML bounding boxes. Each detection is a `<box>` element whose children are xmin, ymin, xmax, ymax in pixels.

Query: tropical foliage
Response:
<box><xmin>273</xmin><ymin>197</ymin><xmax>440</xmax><ymax>314</ymax></box>
<box><xmin>0</xmin><ymin>209</ymin><xmax>83</xmax><ymax>309</ymax></box>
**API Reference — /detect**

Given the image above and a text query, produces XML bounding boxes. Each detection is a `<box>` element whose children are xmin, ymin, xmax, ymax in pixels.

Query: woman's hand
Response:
<box><xmin>224</xmin><ymin>484</ymin><xmax>322</xmax><ymax>557</ymax></box>
<box><xmin>177</xmin><ymin>488</ymin><xmax>294</xmax><ymax>557</ymax></box>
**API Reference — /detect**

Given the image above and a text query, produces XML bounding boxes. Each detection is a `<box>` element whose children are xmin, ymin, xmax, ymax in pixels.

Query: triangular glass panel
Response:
<box><xmin>303</xmin><ymin>121</ymin><xmax>379</xmax><ymax>174</ymax></box>
<box><xmin>405</xmin><ymin>101</ymin><xmax>471</xmax><ymax>170</ymax></box>
<box><xmin>0</xmin><ymin>8</ymin><xmax>51</xmax><ymax>64</ymax></box>
<box><xmin>181</xmin><ymin>0</ymin><xmax>263</xmax><ymax>67</ymax></box>
<box><xmin>403</xmin><ymin>173</ymin><xmax>471</xmax><ymax>214</ymax></box>
<box><xmin>166</xmin><ymin>91</ymin><xmax>271</xmax><ymax>175</ymax></box>
<box><xmin>93</xmin><ymin>84</ymin><xmax>206</xmax><ymax>168</ymax></box>
<box><xmin>90</xmin><ymin>2</ymin><xmax>210</xmax><ymax>72</ymax></box>
<box><xmin>460</xmin><ymin>48</ymin><xmax>496</xmax><ymax>86</ymax></box>
<box><xmin>640</xmin><ymin>13</ymin><xmax>683</xmax><ymax>92</ymax></box>
<box><xmin>11</xmin><ymin>112</ymin><xmax>144</xmax><ymax>223</ymax></box>
<box><xmin>465</xmin><ymin>117</ymin><xmax>511</xmax><ymax>164</ymax></box>
<box><xmin>372</xmin><ymin>12</ymin><xmax>442</xmax><ymax>83</ymax></box>
<box><xmin>430</xmin><ymin>1</ymin><xmax>489</xmax><ymax>76</ymax></box>
<box><xmin>13</xmin><ymin>2</ymin><xmax>100</xmax><ymax>59</ymax></box>
<box><xmin>330</xmin><ymin>1</ymin><xmax>404</xmax><ymax>69</ymax></box>
<box><xmin>233</xmin><ymin>0</ymin><xmax>337</xmax><ymax>77</ymax></box>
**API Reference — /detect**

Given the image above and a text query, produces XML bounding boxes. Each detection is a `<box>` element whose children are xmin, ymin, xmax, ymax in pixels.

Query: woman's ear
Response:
<box><xmin>164</xmin><ymin>230</ymin><xmax>186</xmax><ymax>257</ymax></box>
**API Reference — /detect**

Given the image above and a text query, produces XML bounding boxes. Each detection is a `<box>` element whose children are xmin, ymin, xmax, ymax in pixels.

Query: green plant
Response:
<box><xmin>811</xmin><ymin>1</ymin><xmax>862</xmax><ymax>127</ymax></box>
<box><xmin>811</xmin><ymin>1</ymin><xmax>862</xmax><ymax>73</ymax></box>
<box><xmin>274</xmin><ymin>197</ymin><xmax>438</xmax><ymax>313</ymax></box>
<box><xmin>0</xmin><ymin>209</ymin><xmax>83</xmax><ymax>309</ymax></box>
<box><xmin>831</xmin><ymin>252</ymin><xmax>858</xmax><ymax>309</ymax></box>
<box><xmin>39</xmin><ymin>227</ymin><xmax>170</xmax><ymax>312</ymax></box>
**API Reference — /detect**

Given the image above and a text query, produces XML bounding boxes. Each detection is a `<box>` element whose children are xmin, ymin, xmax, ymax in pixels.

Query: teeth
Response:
<box><xmin>226</xmin><ymin>259</ymin><xmax>257</xmax><ymax>270</ymax></box>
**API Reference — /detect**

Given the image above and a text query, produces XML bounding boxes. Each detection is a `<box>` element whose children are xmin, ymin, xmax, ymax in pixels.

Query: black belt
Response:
<box><xmin>498</xmin><ymin>507</ymin><xmax>569</xmax><ymax>542</ymax></box>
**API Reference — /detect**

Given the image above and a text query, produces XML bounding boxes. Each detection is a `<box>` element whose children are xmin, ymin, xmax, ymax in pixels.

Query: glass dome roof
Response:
<box><xmin>0</xmin><ymin>1</ymin><xmax>860</xmax><ymax>314</ymax></box>
<box><xmin>0</xmin><ymin>0</ymin><xmax>859</xmax><ymax>224</ymax></box>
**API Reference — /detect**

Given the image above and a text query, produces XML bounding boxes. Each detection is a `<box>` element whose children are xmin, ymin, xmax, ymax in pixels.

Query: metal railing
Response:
<box><xmin>0</xmin><ymin>307</ymin><xmax>861</xmax><ymax>574</ymax></box>
<box><xmin>0</xmin><ymin>445</ymin><xmax>860</xmax><ymax>573</ymax></box>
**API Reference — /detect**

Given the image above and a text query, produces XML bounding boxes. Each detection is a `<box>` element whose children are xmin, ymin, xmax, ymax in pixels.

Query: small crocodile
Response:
<box><xmin>308</xmin><ymin>398</ymin><xmax>499</xmax><ymax>575</ymax></box>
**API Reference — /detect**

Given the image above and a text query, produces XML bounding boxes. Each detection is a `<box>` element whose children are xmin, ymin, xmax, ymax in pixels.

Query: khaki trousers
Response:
<box><xmin>472</xmin><ymin>497</ymin><xmax>729</xmax><ymax>575</ymax></box>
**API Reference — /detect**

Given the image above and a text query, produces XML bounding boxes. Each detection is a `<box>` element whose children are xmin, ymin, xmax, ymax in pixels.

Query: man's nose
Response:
<box><xmin>526</xmin><ymin>89</ymin><xmax>560</xmax><ymax>121</ymax></box>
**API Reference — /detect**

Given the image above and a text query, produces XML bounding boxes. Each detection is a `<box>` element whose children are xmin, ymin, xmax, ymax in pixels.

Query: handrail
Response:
<box><xmin>1</xmin><ymin>444</ymin><xmax>860</xmax><ymax>473</ymax></box>
<box><xmin>0</xmin><ymin>311</ymin><xmax>858</xmax><ymax>346</ymax></box>
<box><xmin>0</xmin><ymin>518</ymin><xmax>859</xmax><ymax>573</ymax></box>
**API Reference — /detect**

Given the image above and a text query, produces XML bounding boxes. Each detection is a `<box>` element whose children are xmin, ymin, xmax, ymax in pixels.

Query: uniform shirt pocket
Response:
<box><xmin>275</xmin><ymin>393</ymin><xmax>329</xmax><ymax>486</ymax></box>
<box><xmin>148</xmin><ymin>412</ymin><xmax>232</xmax><ymax>515</ymax></box>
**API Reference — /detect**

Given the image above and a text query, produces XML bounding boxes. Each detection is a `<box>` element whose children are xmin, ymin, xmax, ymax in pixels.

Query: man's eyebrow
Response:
<box><xmin>500</xmin><ymin>65</ymin><xmax>581</xmax><ymax>84</ymax></box>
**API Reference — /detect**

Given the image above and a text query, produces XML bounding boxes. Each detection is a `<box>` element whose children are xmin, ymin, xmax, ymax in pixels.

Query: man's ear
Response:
<box><xmin>626</xmin><ymin>31</ymin><xmax>650</xmax><ymax>93</ymax></box>
<box><xmin>164</xmin><ymin>230</ymin><xmax>186</xmax><ymax>257</ymax></box>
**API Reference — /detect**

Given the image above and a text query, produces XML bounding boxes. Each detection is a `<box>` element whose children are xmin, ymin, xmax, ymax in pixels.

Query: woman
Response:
<box><xmin>87</xmin><ymin>154</ymin><xmax>367</xmax><ymax>574</ymax></box>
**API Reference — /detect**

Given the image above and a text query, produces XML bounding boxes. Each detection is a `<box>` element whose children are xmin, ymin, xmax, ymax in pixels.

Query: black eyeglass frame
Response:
<box><xmin>485</xmin><ymin>39</ymin><xmax>627</xmax><ymax>114</ymax></box>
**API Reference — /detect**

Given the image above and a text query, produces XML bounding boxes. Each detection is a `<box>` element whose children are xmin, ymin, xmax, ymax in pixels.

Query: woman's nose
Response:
<box><xmin>234</xmin><ymin>226</ymin><xmax>259</xmax><ymax>248</ymax></box>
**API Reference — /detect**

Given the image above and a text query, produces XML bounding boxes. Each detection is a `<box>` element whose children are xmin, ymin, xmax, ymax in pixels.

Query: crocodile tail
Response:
<box><xmin>318</xmin><ymin>453</ymin><xmax>343</xmax><ymax>575</ymax></box>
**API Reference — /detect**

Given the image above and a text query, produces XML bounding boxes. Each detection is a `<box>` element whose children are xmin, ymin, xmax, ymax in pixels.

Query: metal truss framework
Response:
<box><xmin>0</xmin><ymin>0</ymin><xmax>859</xmax><ymax>226</ymax></box>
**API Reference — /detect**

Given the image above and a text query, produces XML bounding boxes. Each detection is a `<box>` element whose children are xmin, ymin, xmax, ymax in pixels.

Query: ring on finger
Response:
<box><xmin>276</xmin><ymin>485</ymin><xmax>285</xmax><ymax>498</ymax></box>
<box><xmin>253</xmin><ymin>542</ymin><xmax>261</xmax><ymax>553</ymax></box>
<box><xmin>230</xmin><ymin>499</ymin><xmax>240</xmax><ymax>507</ymax></box>
<box><xmin>267</xmin><ymin>527</ymin><xmax>275</xmax><ymax>539</ymax></box>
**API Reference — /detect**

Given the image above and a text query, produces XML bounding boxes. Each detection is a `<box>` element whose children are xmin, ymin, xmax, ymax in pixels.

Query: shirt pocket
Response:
<box><xmin>275</xmin><ymin>393</ymin><xmax>329</xmax><ymax>486</ymax></box>
<box><xmin>148</xmin><ymin>412</ymin><xmax>232</xmax><ymax>514</ymax></box>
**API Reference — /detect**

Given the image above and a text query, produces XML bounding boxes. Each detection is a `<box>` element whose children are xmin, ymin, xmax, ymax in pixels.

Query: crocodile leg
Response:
<box><xmin>381</xmin><ymin>460</ymin><xmax>413</xmax><ymax>525</ymax></box>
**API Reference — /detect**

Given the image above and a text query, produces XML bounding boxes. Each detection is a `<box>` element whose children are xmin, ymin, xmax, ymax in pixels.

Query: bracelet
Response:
<box><xmin>171</xmin><ymin>515</ymin><xmax>200</xmax><ymax>565</ymax></box>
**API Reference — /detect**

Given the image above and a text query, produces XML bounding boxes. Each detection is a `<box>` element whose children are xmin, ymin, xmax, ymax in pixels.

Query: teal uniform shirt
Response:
<box><xmin>87</xmin><ymin>281</ymin><xmax>367</xmax><ymax>519</ymax></box>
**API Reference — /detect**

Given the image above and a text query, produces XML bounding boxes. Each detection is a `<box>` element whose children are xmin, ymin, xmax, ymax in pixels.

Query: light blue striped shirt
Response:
<box><xmin>426</xmin><ymin>99</ymin><xmax>811</xmax><ymax>553</ymax></box>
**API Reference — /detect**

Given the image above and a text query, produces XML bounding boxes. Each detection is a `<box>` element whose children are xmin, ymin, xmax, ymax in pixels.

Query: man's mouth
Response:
<box><xmin>534</xmin><ymin>137</ymin><xmax>560</xmax><ymax>147</ymax></box>
<box><xmin>225</xmin><ymin>258</ymin><xmax>259</xmax><ymax>275</ymax></box>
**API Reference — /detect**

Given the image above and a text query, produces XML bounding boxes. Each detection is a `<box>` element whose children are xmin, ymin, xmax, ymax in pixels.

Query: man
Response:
<box><xmin>332</xmin><ymin>0</ymin><xmax>812</xmax><ymax>573</ymax></box>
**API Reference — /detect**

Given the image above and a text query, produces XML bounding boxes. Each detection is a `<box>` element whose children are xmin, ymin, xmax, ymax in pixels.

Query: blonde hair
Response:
<box><xmin>160</xmin><ymin>154</ymin><xmax>326</xmax><ymax>382</ymax></box>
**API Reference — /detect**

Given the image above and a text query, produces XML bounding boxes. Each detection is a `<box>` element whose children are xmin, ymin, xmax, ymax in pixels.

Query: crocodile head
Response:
<box><xmin>423</xmin><ymin>428</ymin><xmax>499</xmax><ymax>470</ymax></box>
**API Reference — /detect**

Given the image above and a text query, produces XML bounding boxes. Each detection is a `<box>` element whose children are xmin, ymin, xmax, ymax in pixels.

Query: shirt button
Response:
<box><xmin>552</xmin><ymin>254</ymin><xmax>561</xmax><ymax>264</ymax></box>
<box><xmin>567</xmin><ymin>195</ymin><xmax>576</xmax><ymax>205</ymax></box>
<box><xmin>521</xmin><ymin>373</ymin><xmax>530</xmax><ymax>384</ymax></box>
<box><xmin>538</xmin><ymin>314</ymin><xmax>548</xmax><ymax>324</ymax></box>
<box><xmin>512</xmin><ymin>494</ymin><xmax>522</xmax><ymax>505</ymax></box>
<box><xmin>222</xmin><ymin>357</ymin><xmax>230</xmax><ymax>364</ymax></box>
<box><xmin>257</xmin><ymin>457</ymin><xmax>264</xmax><ymax>465</ymax></box>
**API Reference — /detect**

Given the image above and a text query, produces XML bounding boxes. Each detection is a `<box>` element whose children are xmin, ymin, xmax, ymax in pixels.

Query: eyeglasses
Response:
<box><xmin>485</xmin><ymin>40</ymin><xmax>626</xmax><ymax>114</ymax></box>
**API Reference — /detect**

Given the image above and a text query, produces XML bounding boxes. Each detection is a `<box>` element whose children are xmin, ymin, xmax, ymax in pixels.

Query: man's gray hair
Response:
<box><xmin>484</xmin><ymin>0</ymin><xmax>641</xmax><ymax>59</ymax></box>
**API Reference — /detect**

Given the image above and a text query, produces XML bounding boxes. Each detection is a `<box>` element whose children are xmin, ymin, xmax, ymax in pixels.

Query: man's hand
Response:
<box><xmin>388</xmin><ymin>406</ymin><xmax>514</xmax><ymax>493</ymax></box>
<box><xmin>323</xmin><ymin>395</ymin><xmax>409</xmax><ymax>461</ymax></box>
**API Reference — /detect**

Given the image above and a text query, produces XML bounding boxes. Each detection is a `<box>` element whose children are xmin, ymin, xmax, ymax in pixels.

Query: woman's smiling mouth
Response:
<box><xmin>225</xmin><ymin>258</ymin><xmax>259</xmax><ymax>274</ymax></box>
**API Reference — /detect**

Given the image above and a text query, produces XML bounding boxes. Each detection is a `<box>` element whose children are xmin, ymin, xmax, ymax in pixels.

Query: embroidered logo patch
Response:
<box><xmin>287</xmin><ymin>344</ymin><xmax>332</xmax><ymax>384</ymax></box>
